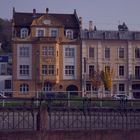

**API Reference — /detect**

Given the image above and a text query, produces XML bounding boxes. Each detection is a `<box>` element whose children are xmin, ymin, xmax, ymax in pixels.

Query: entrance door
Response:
<box><xmin>66</xmin><ymin>85</ymin><xmax>78</xmax><ymax>96</ymax></box>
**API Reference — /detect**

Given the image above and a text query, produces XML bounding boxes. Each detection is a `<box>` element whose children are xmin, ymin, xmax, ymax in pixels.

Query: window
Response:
<box><xmin>48</xmin><ymin>47</ymin><xmax>54</xmax><ymax>56</ymax></box>
<box><xmin>4</xmin><ymin>80</ymin><xmax>11</xmax><ymax>89</ymax></box>
<box><xmin>20</xmin><ymin>65</ymin><xmax>29</xmax><ymax>76</ymax></box>
<box><xmin>20</xmin><ymin>47</ymin><xmax>29</xmax><ymax>57</ymax></box>
<box><xmin>119</xmin><ymin>48</ymin><xmax>124</xmax><ymax>58</ymax></box>
<box><xmin>105</xmin><ymin>47</ymin><xmax>110</xmax><ymax>59</ymax></box>
<box><xmin>20</xmin><ymin>28</ymin><xmax>28</xmax><ymax>38</ymax></box>
<box><xmin>20</xmin><ymin>84</ymin><xmax>29</xmax><ymax>93</ymax></box>
<box><xmin>89</xmin><ymin>65</ymin><xmax>94</xmax><ymax>76</ymax></box>
<box><xmin>48</xmin><ymin>65</ymin><xmax>54</xmax><ymax>75</ymax></box>
<box><xmin>65</xmin><ymin>47</ymin><xmax>75</xmax><ymax>57</ymax></box>
<box><xmin>43</xmin><ymin>83</ymin><xmax>52</xmax><ymax>91</ymax></box>
<box><xmin>37</xmin><ymin>28</ymin><xmax>45</xmax><ymax>37</ymax></box>
<box><xmin>65</xmin><ymin>65</ymin><xmax>75</xmax><ymax>76</ymax></box>
<box><xmin>135</xmin><ymin>66</ymin><xmax>140</xmax><ymax>79</ymax></box>
<box><xmin>135</xmin><ymin>48</ymin><xmax>140</xmax><ymax>58</ymax></box>
<box><xmin>119</xmin><ymin>84</ymin><xmax>125</xmax><ymax>92</ymax></box>
<box><xmin>0</xmin><ymin>64</ymin><xmax>7</xmax><ymax>75</ymax></box>
<box><xmin>86</xmin><ymin>83</ymin><xmax>91</xmax><ymax>91</ymax></box>
<box><xmin>89</xmin><ymin>48</ymin><xmax>94</xmax><ymax>58</ymax></box>
<box><xmin>42</xmin><ymin>65</ymin><xmax>47</xmax><ymax>75</ymax></box>
<box><xmin>50</xmin><ymin>28</ymin><xmax>58</xmax><ymax>37</ymax></box>
<box><xmin>66</xmin><ymin>30</ymin><xmax>73</xmax><ymax>39</ymax></box>
<box><xmin>42</xmin><ymin>46</ymin><xmax>54</xmax><ymax>56</ymax></box>
<box><xmin>119</xmin><ymin>66</ymin><xmax>124</xmax><ymax>76</ymax></box>
<box><xmin>42</xmin><ymin>47</ymin><xmax>47</xmax><ymax>56</ymax></box>
<box><xmin>42</xmin><ymin>65</ymin><xmax>55</xmax><ymax>75</ymax></box>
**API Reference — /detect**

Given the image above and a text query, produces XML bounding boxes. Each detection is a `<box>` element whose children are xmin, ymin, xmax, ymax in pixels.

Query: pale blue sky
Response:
<box><xmin>0</xmin><ymin>0</ymin><xmax>140</xmax><ymax>30</ymax></box>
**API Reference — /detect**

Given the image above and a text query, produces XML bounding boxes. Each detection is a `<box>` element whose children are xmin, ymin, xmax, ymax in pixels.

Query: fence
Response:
<box><xmin>0</xmin><ymin>98</ymin><xmax>140</xmax><ymax>131</ymax></box>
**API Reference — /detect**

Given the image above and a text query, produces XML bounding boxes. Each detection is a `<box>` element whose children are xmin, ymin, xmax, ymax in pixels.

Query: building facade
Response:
<box><xmin>81</xmin><ymin>24</ymin><xmax>140</xmax><ymax>99</ymax></box>
<box><xmin>0</xmin><ymin>45</ymin><xmax>12</xmax><ymax>96</ymax></box>
<box><xmin>12</xmin><ymin>8</ymin><xmax>81</xmax><ymax>97</ymax></box>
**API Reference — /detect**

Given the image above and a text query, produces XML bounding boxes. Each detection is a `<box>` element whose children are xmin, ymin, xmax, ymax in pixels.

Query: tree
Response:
<box><xmin>90</xmin><ymin>70</ymin><xmax>102</xmax><ymax>92</ymax></box>
<box><xmin>101</xmin><ymin>68</ymin><xmax>114</xmax><ymax>91</ymax></box>
<box><xmin>0</xmin><ymin>18</ymin><xmax>12</xmax><ymax>52</ymax></box>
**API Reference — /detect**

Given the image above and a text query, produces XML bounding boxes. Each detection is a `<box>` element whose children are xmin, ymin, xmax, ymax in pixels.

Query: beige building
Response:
<box><xmin>12</xmin><ymin>8</ymin><xmax>81</xmax><ymax>97</ymax></box>
<box><xmin>82</xmin><ymin>22</ymin><xmax>140</xmax><ymax>99</ymax></box>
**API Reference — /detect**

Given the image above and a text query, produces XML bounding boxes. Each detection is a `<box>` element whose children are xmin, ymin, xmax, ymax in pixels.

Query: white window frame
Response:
<box><xmin>42</xmin><ymin>47</ymin><xmax>47</xmax><ymax>56</ymax></box>
<box><xmin>66</xmin><ymin>29</ymin><xmax>73</xmax><ymax>39</ymax></box>
<box><xmin>48</xmin><ymin>65</ymin><xmax>55</xmax><ymax>75</ymax></box>
<box><xmin>42</xmin><ymin>46</ymin><xmax>54</xmax><ymax>56</ymax></box>
<box><xmin>20</xmin><ymin>84</ymin><xmax>29</xmax><ymax>93</ymax></box>
<box><xmin>19</xmin><ymin>47</ymin><xmax>29</xmax><ymax>57</ymax></box>
<box><xmin>65</xmin><ymin>47</ymin><xmax>75</xmax><ymax>58</ymax></box>
<box><xmin>65</xmin><ymin>65</ymin><xmax>75</xmax><ymax>76</ymax></box>
<box><xmin>42</xmin><ymin>65</ymin><xmax>47</xmax><ymax>75</ymax></box>
<box><xmin>50</xmin><ymin>28</ymin><xmax>58</xmax><ymax>37</ymax></box>
<box><xmin>20</xmin><ymin>28</ymin><xmax>28</xmax><ymax>38</ymax></box>
<box><xmin>43</xmin><ymin>83</ymin><xmax>52</xmax><ymax>91</ymax></box>
<box><xmin>36</xmin><ymin>28</ymin><xmax>45</xmax><ymax>37</ymax></box>
<box><xmin>19</xmin><ymin>65</ymin><xmax>29</xmax><ymax>76</ymax></box>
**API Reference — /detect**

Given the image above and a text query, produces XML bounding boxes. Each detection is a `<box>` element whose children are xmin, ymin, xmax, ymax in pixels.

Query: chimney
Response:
<box><xmin>79</xmin><ymin>17</ymin><xmax>83</xmax><ymax>29</ymax></box>
<box><xmin>74</xmin><ymin>9</ymin><xmax>77</xmax><ymax>15</ymax></box>
<box><xmin>46</xmin><ymin>8</ymin><xmax>49</xmax><ymax>14</ymax></box>
<box><xmin>13</xmin><ymin>7</ymin><xmax>15</xmax><ymax>15</ymax></box>
<box><xmin>33</xmin><ymin>9</ymin><xmax>36</xmax><ymax>17</ymax></box>
<box><xmin>89</xmin><ymin>21</ymin><xmax>93</xmax><ymax>31</ymax></box>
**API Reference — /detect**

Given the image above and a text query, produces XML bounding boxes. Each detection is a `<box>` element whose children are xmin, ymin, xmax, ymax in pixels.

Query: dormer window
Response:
<box><xmin>36</xmin><ymin>28</ymin><xmax>45</xmax><ymax>37</ymax></box>
<box><xmin>66</xmin><ymin>29</ymin><xmax>73</xmax><ymax>39</ymax></box>
<box><xmin>50</xmin><ymin>28</ymin><xmax>58</xmax><ymax>37</ymax></box>
<box><xmin>20</xmin><ymin>28</ymin><xmax>28</xmax><ymax>39</ymax></box>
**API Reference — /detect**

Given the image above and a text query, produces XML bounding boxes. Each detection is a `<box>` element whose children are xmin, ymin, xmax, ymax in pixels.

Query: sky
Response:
<box><xmin>1</xmin><ymin>0</ymin><xmax>140</xmax><ymax>31</ymax></box>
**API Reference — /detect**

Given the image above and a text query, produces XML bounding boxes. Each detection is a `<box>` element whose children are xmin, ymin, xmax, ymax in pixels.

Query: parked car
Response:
<box><xmin>112</xmin><ymin>94</ymin><xmax>131</xmax><ymax>100</ymax></box>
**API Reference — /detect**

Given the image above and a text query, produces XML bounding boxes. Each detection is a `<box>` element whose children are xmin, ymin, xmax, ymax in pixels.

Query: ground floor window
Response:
<box><xmin>20</xmin><ymin>84</ymin><xmax>29</xmax><ymax>93</ymax></box>
<box><xmin>4</xmin><ymin>80</ymin><xmax>11</xmax><ymax>89</ymax></box>
<box><xmin>43</xmin><ymin>83</ymin><xmax>52</xmax><ymax>91</ymax></box>
<box><xmin>119</xmin><ymin>83</ymin><xmax>125</xmax><ymax>94</ymax></box>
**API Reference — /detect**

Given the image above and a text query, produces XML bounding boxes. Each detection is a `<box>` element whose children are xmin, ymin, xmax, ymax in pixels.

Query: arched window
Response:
<box><xmin>20</xmin><ymin>84</ymin><xmax>29</xmax><ymax>93</ymax></box>
<box><xmin>20</xmin><ymin>28</ymin><xmax>28</xmax><ymax>38</ymax></box>
<box><xmin>66</xmin><ymin>29</ymin><xmax>73</xmax><ymax>39</ymax></box>
<box><xmin>43</xmin><ymin>83</ymin><xmax>52</xmax><ymax>91</ymax></box>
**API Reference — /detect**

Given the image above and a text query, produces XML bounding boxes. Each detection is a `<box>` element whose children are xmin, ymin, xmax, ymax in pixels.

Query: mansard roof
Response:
<box><xmin>81</xmin><ymin>29</ymin><xmax>140</xmax><ymax>41</ymax></box>
<box><xmin>13</xmin><ymin>11</ymin><xmax>80</xmax><ymax>29</ymax></box>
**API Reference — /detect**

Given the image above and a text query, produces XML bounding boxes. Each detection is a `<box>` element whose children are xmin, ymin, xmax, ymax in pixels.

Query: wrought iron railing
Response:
<box><xmin>0</xmin><ymin>98</ymin><xmax>140</xmax><ymax>131</ymax></box>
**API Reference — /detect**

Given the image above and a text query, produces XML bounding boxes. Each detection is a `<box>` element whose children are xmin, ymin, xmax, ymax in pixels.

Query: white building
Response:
<box><xmin>81</xmin><ymin>24</ymin><xmax>140</xmax><ymax>99</ymax></box>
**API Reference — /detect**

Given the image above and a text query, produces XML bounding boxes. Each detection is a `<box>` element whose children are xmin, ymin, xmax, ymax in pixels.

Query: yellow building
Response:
<box><xmin>12</xmin><ymin>8</ymin><xmax>81</xmax><ymax>97</ymax></box>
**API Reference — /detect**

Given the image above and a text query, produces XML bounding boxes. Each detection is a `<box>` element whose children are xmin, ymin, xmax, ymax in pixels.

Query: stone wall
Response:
<box><xmin>0</xmin><ymin>130</ymin><xmax>140</xmax><ymax>140</ymax></box>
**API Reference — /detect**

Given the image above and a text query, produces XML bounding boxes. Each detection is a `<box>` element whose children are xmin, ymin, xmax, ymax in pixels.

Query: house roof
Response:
<box><xmin>13</xmin><ymin>12</ymin><xmax>80</xmax><ymax>29</ymax></box>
